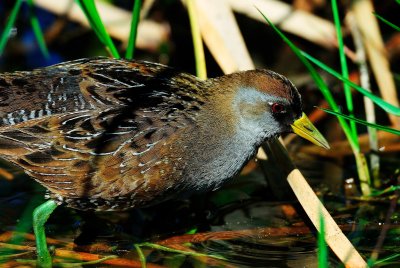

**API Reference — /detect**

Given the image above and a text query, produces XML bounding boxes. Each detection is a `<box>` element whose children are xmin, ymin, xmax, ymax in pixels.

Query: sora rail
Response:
<box><xmin>0</xmin><ymin>57</ymin><xmax>328</xmax><ymax>266</ymax></box>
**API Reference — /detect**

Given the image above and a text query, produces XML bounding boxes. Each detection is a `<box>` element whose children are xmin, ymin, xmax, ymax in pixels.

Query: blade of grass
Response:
<box><xmin>318</xmin><ymin>209</ymin><xmax>328</xmax><ymax>268</ymax></box>
<box><xmin>301</xmin><ymin>51</ymin><xmax>400</xmax><ymax>116</ymax></box>
<box><xmin>125</xmin><ymin>0</ymin><xmax>142</xmax><ymax>59</ymax></box>
<box><xmin>370</xmin><ymin>253</ymin><xmax>400</xmax><ymax>266</ymax></box>
<box><xmin>27</xmin><ymin>0</ymin><xmax>50</xmax><ymax>59</ymax></box>
<box><xmin>332</xmin><ymin>0</ymin><xmax>358</xmax><ymax>143</ymax></box>
<box><xmin>0</xmin><ymin>0</ymin><xmax>24</xmax><ymax>55</ymax></box>
<box><xmin>320</xmin><ymin>108</ymin><xmax>400</xmax><ymax>135</ymax></box>
<box><xmin>348</xmin><ymin>13</ymin><xmax>380</xmax><ymax>187</ymax></box>
<box><xmin>75</xmin><ymin>0</ymin><xmax>105</xmax><ymax>43</ymax></box>
<box><xmin>373</xmin><ymin>13</ymin><xmax>400</xmax><ymax>31</ymax></box>
<box><xmin>187</xmin><ymin>0</ymin><xmax>207</xmax><ymax>79</ymax></box>
<box><xmin>75</xmin><ymin>0</ymin><xmax>120</xmax><ymax>58</ymax></box>
<box><xmin>371</xmin><ymin>185</ymin><xmax>400</xmax><ymax>197</ymax></box>
<box><xmin>351</xmin><ymin>0</ymin><xmax>399</xmax><ymax>127</ymax></box>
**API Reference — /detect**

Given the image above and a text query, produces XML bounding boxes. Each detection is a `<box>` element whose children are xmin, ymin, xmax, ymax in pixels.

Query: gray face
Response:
<box><xmin>232</xmin><ymin>87</ymin><xmax>300</xmax><ymax>142</ymax></box>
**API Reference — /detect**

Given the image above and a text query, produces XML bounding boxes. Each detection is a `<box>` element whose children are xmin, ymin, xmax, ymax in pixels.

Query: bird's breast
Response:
<box><xmin>180</xmin><ymin>132</ymin><xmax>258</xmax><ymax>193</ymax></box>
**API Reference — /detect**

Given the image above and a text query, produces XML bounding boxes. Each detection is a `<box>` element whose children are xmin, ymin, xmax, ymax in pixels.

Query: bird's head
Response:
<box><xmin>211</xmin><ymin>69</ymin><xmax>329</xmax><ymax>149</ymax></box>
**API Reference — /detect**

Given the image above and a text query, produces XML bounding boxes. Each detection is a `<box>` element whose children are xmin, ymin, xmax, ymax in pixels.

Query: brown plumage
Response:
<box><xmin>0</xmin><ymin>57</ymin><xmax>303</xmax><ymax>211</ymax></box>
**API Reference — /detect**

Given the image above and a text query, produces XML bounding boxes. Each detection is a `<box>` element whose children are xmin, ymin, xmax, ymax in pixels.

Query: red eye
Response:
<box><xmin>271</xmin><ymin>103</ymin><xmax>285</xmax><ymax>113</ymax></box>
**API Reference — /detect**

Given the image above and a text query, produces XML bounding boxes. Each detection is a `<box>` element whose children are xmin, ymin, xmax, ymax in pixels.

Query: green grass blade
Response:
<box><xmin>0</xmin><ymin>0</ymin><xmax>24</xmax><ymax>55</ymax></box>
<box><xmin>76</xmin><ymin>0</ymin><xmax>104</xmax><ymax>42</ymax></box>
<box><xmin>374</xmin><ymin>13</ymin><xmax>400</xmax><ymax>31</ymax></box>
<box><xmin>187</xmin><ymin>0</ymin><xmax>207</xmax><ymax>79</ymax></box>
<box><xmin>30</xmin><ymin>16</ymin><xmax>50</xmax><ymax>59</ymax></box>
<box><xmin>331</xmin><ymin>0</ymin><xmax>357</xmax><ymax>142</ymax></box>
<box><xmin>370</xmin><ymin>185</ymin><xmax>400</xmax><ymax>197</ymax></box>
<box><xmin>318</xmin><ymin>211</ymin><xmax>328</xmax><ymax>268</ymax></box>
<box><xmin>27</xmin><ymin>0</ymin><xmax>50</xmax><ymax>59</ymax></box>
<box><xmin>368</xmin><ymin>253</ymin><xmax>400</xmax><ymax>266</ymax></box>
<box><xmin>301</xmin><ymin>51</ymin><xmax>400</xmax><ymax>116</ymax></box>
<box><xmin>256</xmin><ymin>8</ymin><xmax>358</xmax><ymax>152</ymax></box>
<box><xmin>186</xmin><ymin>227</ymin><xmax>197</xmax><ymax>234</ymax></box>
<box><xmin>75</xmin><ymin>0</ymin><xmax>120</xmax><ymax>58</ymax></box>
<box><xmin>320</xmin><ymin>108</ymin><xmax>400</xmax><ymax>135</ymax></box>
<box><xmin>125</xmin><ymin>0</ymin><xmax>142</xmax><ymax>59</ymax></box>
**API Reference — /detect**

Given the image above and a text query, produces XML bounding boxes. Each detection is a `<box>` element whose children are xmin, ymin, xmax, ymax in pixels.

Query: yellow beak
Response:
<box><xmin>291</xmin><ymin>113</ymin><xmax>330</xmax><ymax>149</ymax></box>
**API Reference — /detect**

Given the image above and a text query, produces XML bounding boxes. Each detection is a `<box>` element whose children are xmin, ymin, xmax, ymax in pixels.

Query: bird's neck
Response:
<box><xmin>179</xmin><ymin>111</ymin><xmax>261</xmax><ymax>193</ymax></box>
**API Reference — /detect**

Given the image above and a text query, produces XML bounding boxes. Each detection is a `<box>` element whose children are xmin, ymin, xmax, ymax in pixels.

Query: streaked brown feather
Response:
<box><xmin>0</xmin><ymin>57</ymin><xmax>204</xmax><ymax>210</ymax></box>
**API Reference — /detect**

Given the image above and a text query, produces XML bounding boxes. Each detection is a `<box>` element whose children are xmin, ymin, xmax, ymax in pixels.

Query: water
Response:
<box><xmin>0</xmin><ymin>163</ymin><xmax>399</xmax><ymax>267</ymax></box>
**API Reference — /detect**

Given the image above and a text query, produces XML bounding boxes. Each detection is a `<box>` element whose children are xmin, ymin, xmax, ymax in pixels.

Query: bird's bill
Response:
<box><xmin>291</xmin><ymin>113</ymin><xmax>330</xmax><ymax>149</ymax></box>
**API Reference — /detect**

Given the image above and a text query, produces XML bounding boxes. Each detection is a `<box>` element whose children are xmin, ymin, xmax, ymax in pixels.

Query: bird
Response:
<box><xmin>0</xmin><ymin>57</ymin><xmax>329</xmax><ymax>267</ymax></box>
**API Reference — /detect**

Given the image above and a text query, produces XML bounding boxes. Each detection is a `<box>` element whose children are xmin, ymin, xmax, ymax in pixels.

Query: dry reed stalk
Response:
<box><xmin>34</xmin><ymin>0</ymin><xmax>170</xmax><ymax>52</ymax></box>
<box><xmin>347</xmin><ymin>13</ymin><xmax>380</xmax><ymax>187</ymax></box>
<box><xmin>193</xmin><ymin>0</ymin><xmax>254</xmax><ymax>73</ymax></box>
<box><xmin>227</xmin><ymin>0</ymin><xmax>336</xmax><ymax>48</ymax></box>
<box><xmin>351</xmin><ymin>0</ymin><xmax>400</xmax><ymax>127</ymax></box>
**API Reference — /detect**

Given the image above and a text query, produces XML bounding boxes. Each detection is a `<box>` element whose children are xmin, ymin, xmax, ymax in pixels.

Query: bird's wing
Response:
<box><xmin>0</xmin><ymin>57</ymin><xmax>204</xmax><ymax>122</ymax></box>
<box><xmin>0</xmin><ymin>58</ymin><xmax>205</xmax><ymax>204</ymax></box>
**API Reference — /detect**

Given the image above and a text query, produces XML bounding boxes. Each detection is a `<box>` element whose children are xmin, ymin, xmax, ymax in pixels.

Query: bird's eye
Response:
<box><xmin>271</xmin><ymin>103</ymin><xmax>285</xmax><ymax>113</ymax></box>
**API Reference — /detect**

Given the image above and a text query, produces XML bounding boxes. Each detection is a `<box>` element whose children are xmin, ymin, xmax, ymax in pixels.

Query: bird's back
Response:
<box><xmin>0</xmin><ymin>61</ymin><xmax>93</xmax><ymax>126</ymax></box>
